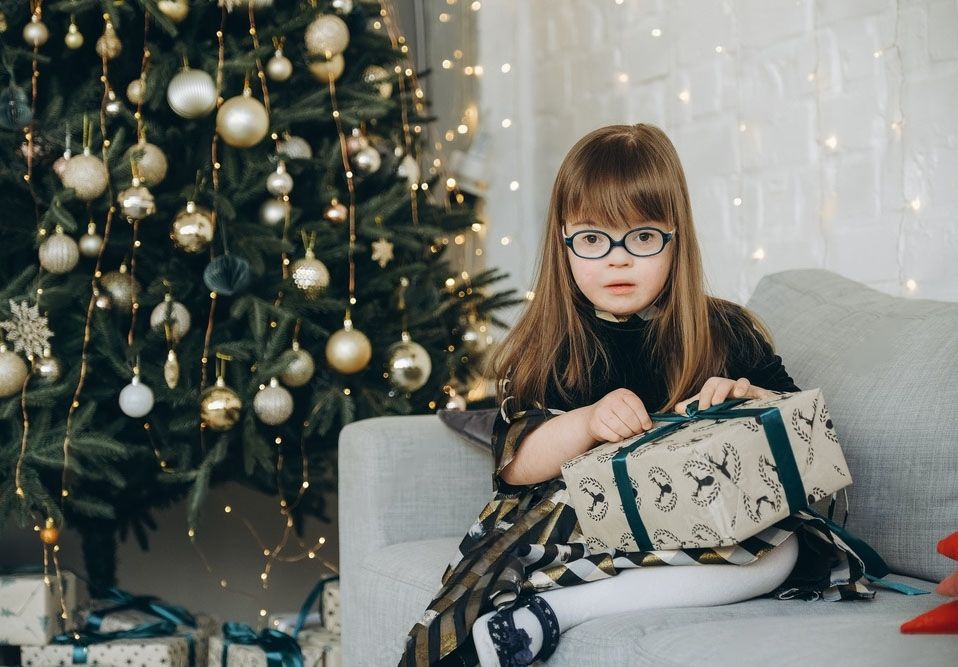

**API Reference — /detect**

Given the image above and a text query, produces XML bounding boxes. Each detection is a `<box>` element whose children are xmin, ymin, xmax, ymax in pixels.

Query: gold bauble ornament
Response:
<box><xmin>118</xmin><ymin>177</ymin><xmax>156</xmax><ymax>220</ymax></box>
<box><xmin>0</xmin><ymin>344</ymin><xmax>29</xmax><ymax>398</ymax></box>
<box><xmin>167</xmin><ymin>67</ymin><xmax>217</xmax><ymax>119</ymax></box>
<box><xmin>32</xmin><ymin>347</ymin><xmax>61</xmax><ymax>383</ymax></box>
<box><xmin>125</xmin><ymin>141</ymin><xmax>168</xmax><ymax>186</ymax></box>
<box><xmin>171</xmin><ymin>201</ymin><xmax>215</xmax><ymax>253</ymax></box>
<box><xmin>64</xmin><ymin>22</ymin><xmax>84</xmax><ymax>50</ymax></box>
<box><xmin>280</xmin><ymin>342</ymin><xmax>314</xmax><ymax>387</ymax></box>
<box><xmin>304</xmin><ymin>14</ymin><xmax>350</xmax><ymax>56</ymax></box>
<box><xmin>126</xmin><ymin>78</ymin><xmax>146</xmax><ymax>105</ymax></box>
<box><xmin>266</xmin><ymin>49</ymin><xmax>293</xmax><ymax>82</ymax></box>
<box><xmin>461</xmin><ymin>321</ymin><xmax>493</xmax><ymax>354</ymax></box>
<box><xmin>61</xmin><ymin>148</ymin><xmax>109</xmax><ymax>202</ymax></box>
<box><xmin>387</xmin><ymin>334</ymin><xmax>432</xmax><ymax>392</ymax></box>
<box><xmin>325</xmin><ymin>322</ymin><xmax>372</xmax><ymax>375</ymax></box>
<box><xmin>157</xmin><ymin>0</ymin><xmax>189</xmax><ymax>23</ymax></box>
<box><xmin>150</xmin><ymin>296</ymin><xmax>191</xmax><ymax>342</ymax></box>
<box><xmin>39</xmin><ymin>518</ymin><xmax>59</xmax><ymax>545</ymax></box>
<box><xmin>200</xmin><ymin>376</ymin><xmax>243</xmax><ymax>431</ymax></box>
<box><xmin>22</xmin><ymin>16</ymin><xmax>49</xmax><ymax>48</ymax></box>
<box><xmin>38</xmin><ymin>228</ymin><xmax>79</xmax><ymax>274</ymax></box>
<box><xmin>164</xmin><ymin>349</ymin><xmax>180</xmax><ymax>389</ymax></box>
<box><xmin>323</xmin><ymin>199</ymin><xmax>348</xmax><ymax>224</ymax></box>
<box><xmin>95</xmin><ymin>22</ymin><xmax>122</xmax><ymax>60</ymax></box>
<box><xmin>291</xmin><ymin>248</ymin><xmax>330</xmax><ymax>299</ymax></box>
<box><xmin>363</xmin><ymin>64</ymin><xmax>393</xmax><ymax>98</ymax></box>
<box><xmin>253</xmin><ymin>377</ymin><xmax>294</xmax><ymax>425</ymax></box>
<box><xmin>258</xmin><ymin>198</ymin><xmax>289</xmax><ymax>227</ymax></box>
<box><xmin>100</xmin><ymin>268</ymin><xmax>140</xmax><ymax>313</ymax></box>
<box><xmin>307</xmin><ymin>54</ymin><xmax>345</xmax><ymax>83</ymax></box>
<box><xmin>216</xmin><ymin>89</ymin><xmax>269</xmax><ymax>148</ymax></box>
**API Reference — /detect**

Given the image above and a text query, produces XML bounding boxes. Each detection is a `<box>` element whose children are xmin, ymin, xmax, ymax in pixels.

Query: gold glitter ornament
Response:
<box><xmin>61</xmin><ymin>148</ymin><xmax>109</xmax><ymax>202</ymax></box>
<box><xmin>171</xmin><ymin>201</ymin><xmax>215</xmax><ymax>253</ymax></box>
<box><xmin>200</xmin><ymin>376</ymin><xmax>243</xmax><ymax>431</ymax></box>
<box><xmin>304</xmin><ymin>14</ymin><xmax>350</xmax><ymax>56</ymax></box>
<box><xmin>325</xmin><ymin>321</ymin><xmax>372</xmax><ymax>375</ymax></box>
<box><xmin>95</xmin><ymin>21</ymin><xmax>122</xmax><ymax>60</ymax></box>
<box><xmin>291</xmin><ymin>248</ymin><xmax>330</xmax><ymax>299</ymax></box>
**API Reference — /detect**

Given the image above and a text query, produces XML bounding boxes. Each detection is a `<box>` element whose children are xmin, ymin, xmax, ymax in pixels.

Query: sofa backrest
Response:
<box><xmin>747</xmin><ymin>268</ymin><xmax>957</xmax><ymax>583</ymax></box>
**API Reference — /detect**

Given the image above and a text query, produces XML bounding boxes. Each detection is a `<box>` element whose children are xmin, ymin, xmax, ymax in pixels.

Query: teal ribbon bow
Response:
<box><xmin>221</xmin><ymin>622</ymin><xmax>304</xmax><ymax>667</ymax></box>
<box><xmin>291</xmin><ymin>575</ymin><xmax>339</xmax><ymax>639</ymax></box>
<box><xmin>84</xmin><ymin>587</ymin><xmax>196</xmax><ymax>631</ymax></box>
<box><xmin>52</xmin><ymin>620</ymin><xmax>177</xmax><ymax>665</ymax></box>
<box><xmin>611</xmin><ymin>397</ymin><xmax>805</xmax><ymax>552</ymax></box>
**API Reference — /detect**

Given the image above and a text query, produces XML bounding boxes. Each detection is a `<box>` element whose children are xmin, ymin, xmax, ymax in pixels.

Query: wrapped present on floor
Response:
<box><xmin>268</xmin><ymin>575</ymin><xmax>340</xmax><ymax>636</ymax></box>
<box><xmin>20</xmin><ymin>620</ymin><xmax>190</xmax><ymax>667</ymax></box>
<box><xmin>561</xmin><ymin>388</ymin><xmax>852</xmax><ymax>552</ymax></box>
<box><xmin>80</xmin><ymin>587</ymin><xmax>217</xmax><ymax>667</ymax></box>
<box><xmin>295</xmin><ymin>627</ymin><xmax>340</xmax><ymax>667</ymax></box>
<box><xmin>208</xmin><ymin>624</ymin><xmax>327</xmax><ymax>667</ymax></box>
<box><xmin>0</xmin><ymin>569</ymin><xmax>80</xmax><ymax>646</ymax></box>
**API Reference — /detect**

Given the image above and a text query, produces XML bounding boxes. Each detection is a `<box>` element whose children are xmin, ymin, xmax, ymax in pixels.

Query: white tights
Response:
<box><xmin>472</xmin><ymin>532</ymin><xmax>799</xmax><ymax>666</ymax></box>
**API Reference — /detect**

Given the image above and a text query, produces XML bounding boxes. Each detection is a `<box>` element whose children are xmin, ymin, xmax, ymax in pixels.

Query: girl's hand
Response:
<box><xmin>587</xmin><ymin>388</ymin><xmax>654</xmax><ymax>444</ymax></box>
<box><xmin>674</xmin><ymin>377</ymin><xmax>773</xmax><ymax>414</ymax></box>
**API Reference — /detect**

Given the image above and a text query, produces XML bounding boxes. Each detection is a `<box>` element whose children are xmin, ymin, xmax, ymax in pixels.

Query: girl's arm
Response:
<box><xmin>498</xmin><ymin>405</ymin><xmax>595</xmax><ymax>487</ymax></box>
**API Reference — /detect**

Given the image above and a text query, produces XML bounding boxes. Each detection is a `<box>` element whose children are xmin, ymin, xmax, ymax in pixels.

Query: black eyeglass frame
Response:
<box><xmin>562</xmin><ymin>226</ymin><xmax>677</xmax><ymax>259</ymax></box>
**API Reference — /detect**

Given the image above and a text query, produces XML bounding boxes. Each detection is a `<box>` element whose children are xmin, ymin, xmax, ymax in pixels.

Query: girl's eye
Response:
<box><xmin>583</xmin><ymin>234</ymin><xmax>600</xmax><ymax>245</ymax></box>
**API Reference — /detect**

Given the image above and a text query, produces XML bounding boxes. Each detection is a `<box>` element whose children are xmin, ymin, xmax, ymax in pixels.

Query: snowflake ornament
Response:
<box><xmin>0</xmin><ymin>299</ymin><xmax>54</xmax><ymax>359</ymax></box>
<box><xmin>371</xmin><ymin>237</ymin><xmax>394</xmax><ymax>268</ymax></box>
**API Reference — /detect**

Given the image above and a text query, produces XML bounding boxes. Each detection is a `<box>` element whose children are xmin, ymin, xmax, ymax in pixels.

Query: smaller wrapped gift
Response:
<box><xmin>209</xmin><ymin>624</ymin><xmax>323</xmax><ymax>667</ymax></box>
<box><xmin>0</xmin><ymin>569</ymin><xmax>80</xmax><ymax>645</ymax></box>
<box><xmin>268</xmin><ymin>575</ymin><xmax>340</xmax><ymax>636</ymax></box>
<box><xmin>561</xmin><ymin>388</ymin><xmax>852</xmax><ymax>552</ymax></box>
<box><xmin>20</xmin><ymin>620</ymin><xmax>190</xmax><ymax>667</ymax></box>
<box><xmin>296</xmin><ymin>627</ymin><xmax>340</xmax><ymax>667</ymax></box>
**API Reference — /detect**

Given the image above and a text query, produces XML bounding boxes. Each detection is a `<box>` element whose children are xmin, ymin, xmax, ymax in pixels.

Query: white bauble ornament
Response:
<box><xmin>119</xmin><ymin>375</ymin><xmax>154</xmax><ymax>418</ymax></box>
<box><xmin>61</xmin><ymin>148</ymin><xmax>109</xmax><ymax>202</ymax></box>
<box><xmin>32</xmin><ymin>348</ymin><xmax>61</xmax><ymax>383</ymax></box>
<box><xmin>125</xmin><ymin>141</ymin><xmax>168</xmax><ymax>186</ymax></box>
<box><xmin>118</xmin><ymin>178</ymin><xmax>156</xmax><ymax>220</ymax></box>
<box><xmin>387</xmin><ymin>335</ymin><xmax>432</xmax><ymax>392</ymax></box>
<box><xmin>351</xmin><ymin>145</ymin><xmax>381</xmax><ymax>175</ymax></box>
<box><xmin>64</xmin><ymin>23</ymin><xmax>84</xmax><ymax>50</ymax></box>
<box><xmin>38</xmin><ymin>229</ymin><xmax>79</xmax><ymax>274</ymax></box>
<box><xmin>280</xmin><ymin>343</ymin><xmax>314</xmax><ymax>387</ymax></box>
<box><xmin>0</xmin><ymin>345</ymin><xmax>29</xmax><ymax>398</ymax></box>
<box><xmin>307</xmin><ymin>54</ymin><xmax>345</xmax><ymax>83</ymax></box>
<box><xmin>266</xmin><ymin>49</ymin><xmax>293</xmax><ymax>82</ymax></box>
<box><xmin>171</xmin><ymin>201</ymin><xmax>215</xmax><ymax>253</ymax></box>
<box><xmin>259</xmin><ymin>198</ymin><xmax>290</xmax><ymax>227</ymax></box>
<box><xmin>325</xmin><ymin>323</ymin><xmax>372</xmax><ymax>375</ymax></box>
<box><xmin>23</xmin><ymin>16</ymin><xmax>50</xmax><ymax>48</ymax></box>
<box><xmin>266</xmin><ymin>161</ymin><xmax>294</xmax><ymax>196</ymax></box>
<box><xmin>127</xmin><ymin>78</ymin><xmax>146</xmax><ymax>105</ymax></box>
<box><xmin>291</xmin><ymin>249</ymin><xmax>330</xmax><ymax>299</ymax></box>
<box><xmin>253</xmin><ymin>377</ymin><xmax>294</xmax><ymax>425</ymax></box>
<box><xmin>167</xmin><ymin>67</ymin><xmax>217</xmax><ymax>119</ymax></box>
<box><xmin>216</xmin><ymin>90</ymin><xmax>269</xmax><ymax>148</ymax></box>
<box><xmin>304</xmin><ymin>14</ymin><xmax>350</xmax><ymax>56</ymax></box>
<box><xmin>150</xmin><ymin>297</ymin><xmax>191</xmax><ymax>342</ymax></box>
<box><xmin>396</xmin><ymin>153</ymin><xmax>420</xmax><ymax>185</ymax></box>
<box><xmin>363</xmin><ymin>65</ymin><xmax>393</xmax><ymax>98</ymax></box>
<box><xmin>277</xmin><ymin>135</ymin><xmax>312</xmax><ymax>160</ymax></box>
<box><xmin>157</xmin><ymin>0</ymin><xmax>190</xmax><ymax>23</ymax></box>
<box><xmin>79</xmin><ymin>223</ymin><xmax>104</xmax><ymax>258</ymax></box>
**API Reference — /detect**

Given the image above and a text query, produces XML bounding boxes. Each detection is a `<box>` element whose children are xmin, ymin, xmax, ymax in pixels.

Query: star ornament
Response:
<box><xmin>0</xmin><ymin>299</ymin><xmax>54</xmax><ymax>359</ymax></box>
<box><xmin>372</xmin><ymin>237</ymin><xmax>394</xmax><ymax>268</ymax></box>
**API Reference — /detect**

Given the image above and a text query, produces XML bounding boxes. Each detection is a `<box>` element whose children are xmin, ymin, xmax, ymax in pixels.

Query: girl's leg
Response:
<box><xmin>472</xmin><ymin>532</ymin><xmax>798</xmax><ymax>666</ymax></box>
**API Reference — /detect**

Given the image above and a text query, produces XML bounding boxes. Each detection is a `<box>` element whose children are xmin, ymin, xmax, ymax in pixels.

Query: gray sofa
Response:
<box><xmin>339</xmin><ymin>269</ymin><xmax>958</xmax><ymax>665</ymax></box>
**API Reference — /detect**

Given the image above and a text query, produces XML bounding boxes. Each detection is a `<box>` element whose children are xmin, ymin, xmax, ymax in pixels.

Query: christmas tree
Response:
<box><xmin>0</xmin><ymin>0</ymin><xmax>519</xmax><ymax>592</ymax></box>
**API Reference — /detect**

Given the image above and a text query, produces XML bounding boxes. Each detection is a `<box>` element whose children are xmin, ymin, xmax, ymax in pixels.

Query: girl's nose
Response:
<box><xmin>606</xmin><ymin>246</ymin><xmax>633</xmax><ymax>265</ymax></box>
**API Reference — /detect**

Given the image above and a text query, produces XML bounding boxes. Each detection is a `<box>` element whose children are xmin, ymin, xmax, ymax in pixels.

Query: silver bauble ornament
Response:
<box><xmin>79</xmin><ymin>223</ymin><xmax>103</xmax><ymax>258</ymax></box>
<box><xmin>61</xmin><ymin>149</ymin><xmax>109</xmax><ymax>202</ymax></box>
<box><xmin>118</xmin><ymin>178</ymin><xmax>156</xmax><ymax>220</ymax></box>
<box><xmin>308</xmin><ymin>54</ymin><xmax>345</xmax><ymax>83</ymax></box>
<box><xmin>38</xmin><ymin>228</ymin><xmax>79</xmax><ymax>274</ymax></box>
<box><xmin>266</xmin><ymin>161</ymin><xmax>294</xmax><ymax>196</ymax></box>
<box><xmin>200</xmin><ymin>376</ymin><xmax>243</xmax><ymax>431</ymax></box>
<box><xmin>164</xmin><ymin>349</ymin><xmax>180</xmax><ymax>389</ymax></box>
<box><xmin>23</xmin><ymin>16</ymin><xmax>49</xmax><ymax>48</ymax></box>
<box><xmin>444</xmin><ymin>393</ymin><xmax>467</xmax><ymax>411</ymax></box>
<box><xmin>331</xmin><ymin>0</ymin><xmax>354</xmax><ymax>14</ymax></box>
<box><xmin>32</xmin><ymin>348</ymin><xmax>61</xmax><ymax>383</ymax></box>
<box><xmin>277</xmin><ymin>135</ymin><xmax>312</xmax><ymax>160</ymax></box>
<box><xmin>363</xmin><ymin>65</ymin><xmax>393</xmax><ymax>98</ymax></box>
<box><xmin>167</xmin><ymin>67</ymin><xmax>217</xmax><ymax>119</ymax></box>
<box><xmin>157</xmin><ymin>0</ymin><xmax>190</xmax><ymax>23</ymax></box>
<box><xmin>171</xmin><ymin>201</ymin><xmax>215</xmax><ymax>253</ymax></box>
<box><xmin>351</xmin><ymin>145</ymin><xmax>381</xmax><ymax>175</ymax></box>
<box><xmin>100</xmin><ymin>269</ymin><xmax>140</xmax><ymax>313</ymax></box>
<box><xmin>325</xmin><ymin>323</ymin><xmax>372</xmax><ymax>375</ymax></box>
<box><xmin>150</xmin><ymin>297</ymin><xmax>191</xmax><ymax>342</ymax></box>
<box><xmin>126</xmin><ymin>78</ymin><xmax>146</xmax><ymax>105</ymax></box>
<box><xmin>64</xmin><ymin>23</ymin><xmax>84</xmax><ymax>50</ymax></box>
<box><xmin>304</xmin><ymin>14</ymin><xmax>350</xmax><ymax>56</ymax></box>
<box><xmin>216</xmin><ymin>90</ymin><xmax>269</xmax><ymax>148</ymax></box>
<box><xmin>253</xmin><ymin>377</ymin><xmax>294</xmax><ymax>426</ymax></box>
<box><xmin>291</xmin><ymin>248</ymin><xmax>330</xmax><ymax>299</ymax></box>
<box><xmin>323</xmin><ymin>199</ymin><xmax>348</xmax><ymax>224</ymax></box>
<box><xmin>0</xmin><ymin>345</ymin><xmax>29</xmax><ymax>398</ymax></box>
<box><xmin>266</xmin><ymin>50</ymin><xmax>293</xmax><ymax>82</ymax></box>
<box><xmin>387</xmin><ymin>335</ymin><xmax>432</xmax><ymax>392</ymax></box>
<box><xmin>119</xmin><ymin>375</ymin><xmax>154</xmax><ymax>418</ymax></box>
<box><xmin>95</xmin><ymin>23</ymin><xmax>122</xmax><ymax>60</ymax></box>
<box><xmin>259</xmin><ymin>197</ymin><xmax>290</xmax><ymax>227</ymax></box>
<box><xmin>280</xmin><ymin>343</ymin><xmax>314</xmax><ymax>387</ymax></box>
<box><xmin>125</xmin><ymin>141</ymin><xmax>168</xmax><ymax>186</ymax></box>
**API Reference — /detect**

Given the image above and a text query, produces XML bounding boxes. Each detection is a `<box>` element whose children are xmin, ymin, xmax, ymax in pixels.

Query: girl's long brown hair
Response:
<box><xmin>487</xmin><ymin>123</ymin><xmax>776</xmax><ymax>414</ymax></box>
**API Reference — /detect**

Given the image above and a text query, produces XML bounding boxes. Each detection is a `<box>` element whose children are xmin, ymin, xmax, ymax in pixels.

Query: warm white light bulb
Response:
<box><xmin>910</xmin><ymin>197</ymin><xmax>921</xmax><ymax>211</ymax></box>
<box><xmin>678</xmin><ymin>90</ymin><xmax>690</xmax><ymax>103</ymax></box>
<box><xmin>501</xmin><ymin>118</ymin><xmax>512</xmax><ymax>128</ymax></box>
<box><xmin>501</xmin><ymin>63</ymin><xmax>511</xmax><ymax>73</ymax></box>
<box><xmin>905</xmin><ymin>279</ymin><xmax>917</xmax><ymax>291</ymax></box>
<box><xmin>752</xmin><ymin>248</ymin><xmax>765</xmax><ymax>260</ymax></box>
<box><xmin>733</xmin><ymin>197</ymin><xmax>743</xmax><ymax>207</ymax></box>
<box><xmin>651</xmin><ymin>28</ymin><xmax>662</xmax><ymax>37</ymax></box>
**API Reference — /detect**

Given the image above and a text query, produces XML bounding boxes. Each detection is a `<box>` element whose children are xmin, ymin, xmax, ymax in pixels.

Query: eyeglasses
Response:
<box><xmin>562</xmin><ymin>226</ymin><xmax>676</xmax><ymax>259</ymax></box>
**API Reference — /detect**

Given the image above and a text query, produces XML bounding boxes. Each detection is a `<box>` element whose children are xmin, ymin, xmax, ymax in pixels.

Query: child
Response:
<box><xmin>400</xmin><ymin>124</ymin><xmax>873</xmax><ymax>667</ymax></box>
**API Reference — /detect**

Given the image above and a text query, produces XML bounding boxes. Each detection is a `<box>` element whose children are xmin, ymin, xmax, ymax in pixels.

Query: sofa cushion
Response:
<box><xmin>746</xmin><ymin>269</ymin><xmax>958</xmax><ymax>583</ymax></box>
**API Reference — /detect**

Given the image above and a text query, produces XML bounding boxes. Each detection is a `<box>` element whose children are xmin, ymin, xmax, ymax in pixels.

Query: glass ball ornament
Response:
<box><xmin>39</xmin><ymin>518</ymin><xmax>59</xmax><ymax>546</ymax></box>
<box><xmin>266</xmin><ymin>49</ymin><xmax>293</xmax><ymax>82</ymax></box>
<box><xmin>325</xmin><ymin>322</ymin><xmax>372</xmax><ymax>375</ymax></box>
<box><xmin>387</xmin><ymin>335</ymin><xmax>432</xmax><ymax>393</ymax></box>
<box><xmin>125</xmin><ymin>141</ymin><xmax>168</xmax><ymax>186</ymax></box>
<box><xmin>351</xmin><ymin>145</ymin><xmax>381</xmax><ymax>175</ymax></box>
<box><xmin>119</xmin><ymin>375</ymin><xmax>154</xmax><ymax>418</ymax></box>
<box><xmin>266</xmin><ymin>161</ymin><xmax>294</xmax><ymax>196</ymax></box>
<box><xmin>461</xmin><ymin>321</ymin><xmax>493</xmax><ymax>354</ymax></box>
<box><xmin>79</xmin><ymin>223</ymin><xmax>103</xmax><ymax>258</ymax></box>
<box><xmin>363</xmin><ymin>65</ymin><xmax>393</xmax><ymax>98</ymax></box>
<box><xmin>61</xmin><ymin>148</ymin><xmax>109</xmax><ymax>202</ymax></box>
<box><xmin>203</xmin><ymin>254</ymin><xmax>252</xmax><ymax>296</ymax></box>
<box><xmin>307</xmin><ymin>54</ymin><xmax>345</xmax><ymax>83</ymax></box>
<box><xmin>280</xmin><ymin>343</ymin><xmax>314</xmax><ymax>387</ymax></box>
<box><xmin>258</xmin><ymin>197</ymin><xmax>290</xmax><ymax>227</ymax></box>
<box><xmin>167</xmin><ymin>67</ymin><xmax>217</xmax><ymax>119</ymax></box>
<box><xmin>95</xmin><ymin>22</ymin><xmax>122</xmax><ymax>60</ymax></box>
<box><xmin>32</xmin><ymin>348</ymin><xmax>61</xmax><ymax>383</ymax></box>
<box><xmin>38</xmin><ymin>228</ymin><xmax>79</xmax><ymax>274</ymax></box>
<box><xmin>64</xmin><ymin>22</ymin><xmax>84</xmax><ymax>50</ymax></box>
<box><xmin>291</xmin><ymin>248</ymin><xmax>330</xmax><ymax>299</ymax></box>
<box><xmin>323</xmin><ymin>199</ymin><xmax>348</xmax><ymax>224</ymax></box>
<box><xmin>118</xmin><ymin>178</ymin><xmax>156</xmax><ymax>220</ymax></box>
<box><xmin>100</xmin><ymin>269</ymin><xmax>140</xmax><ymax>313</ymax></box>
<box><xmin>304</xmin><ymin>14</ymin><xmax>350</xmax><ymax>56</ymax></box>
<box><xmin>150</xmin><ymin>297</ymin><xmax>191</xmax><ymax>342</ymax></box>
<box><xmin>157</xmin><ymin>0</ymin><xmax>189</xmax><ymax>23</ymax></box>
<box><xmin>0</xmin><ymin>85</ymin><xmax>33</xmax><ymax>131</ymax></box>
<box><xmin>444</xmin><ymin>393</ymin><xmax>467</xmax><ymax>411</ymax></box>
<box><xmin>277</xmin><ymin>135</ymin><xmax>312</xmax><ymax>160</ymax></box>
<box><xmin>253</xmin><ymin>377</ymin><xmax>294</xmax><ymax>426</ymax></box>
<box><xmin>200</xmin><ymin>376</ymin><xmax>243</xmax><ymax>431</ymax></box>
<box><xmin>23</xmin><ymin>16</ymin><xmax>50</xmax><ymax>48</ymax></box>
<box><xmin>171</xmin><ymin>201</ymin><xmax>215</xmax><ymax>253</ymax></box>
<box><xmin>216</xmin><ymin>89</ymin><xmax>269</xmax><ymax>148</ymax></box>
<box><xmin>0</xmin><ymin>344</ymin><xmax>29</xmax><ymax>398</ymax></box>
<box><xmin>127</xmin><ymin>78</ymin><xmax>146</xmax><ymax>105</ymax></box>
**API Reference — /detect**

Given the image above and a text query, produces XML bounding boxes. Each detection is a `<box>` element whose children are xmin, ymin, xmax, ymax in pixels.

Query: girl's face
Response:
<box><xmin>563</xmin><ymin>218</ymin><xmax>674</xmax><ymax>318</ymax></box>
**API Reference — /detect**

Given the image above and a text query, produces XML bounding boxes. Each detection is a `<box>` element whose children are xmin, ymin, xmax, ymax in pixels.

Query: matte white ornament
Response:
<box><xmin>119</xmin><ymin>375</ymin><xmax>154</xmax><ymax>418</ymax></box>
<box><xmin>216</xmin><ymin>89</ymin><xmax>269</xmax><ymax>148</ymax></box>
<box><xmin>253</xmin><ymin>377</ymin><xmax>294</xmax><ymax>425</ymax></box>
<box><xmin>38</xmin><ymin>229</ymin><xmax>79</xmax><ymax>274</ymax></box>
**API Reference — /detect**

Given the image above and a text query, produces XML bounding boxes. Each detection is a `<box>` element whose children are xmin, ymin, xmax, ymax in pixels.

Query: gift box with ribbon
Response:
<box><xmin>0</xmin><ymin>569</ymin><xmax>80</xmax><ymax>646</ymax></box>
<box><xmin>208</xmin><ymin>624</ymin><xmax>326</xmax><ymax>667</ymax></box>
<box><xmin>268</xmin><ymin>576</ymin><xmax>340</xmax><ymax>636</ymax></box>
<box><xmin>561</xmin><ymin>388</ymin><xmax>852</xmax><ymax>552</ymax></box>
<box><xmin>20</xmin><ymin>620</ymin><xmax>191</xmax><ymax>667</ymax></box>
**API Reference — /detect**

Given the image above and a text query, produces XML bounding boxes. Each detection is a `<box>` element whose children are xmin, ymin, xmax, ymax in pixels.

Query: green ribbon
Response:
<box><xmin>221</xmin><ymin>622</ymin><xmax>304</xmax><ymax>667</ymax></box>
<box><xmin>52</xmin><ymin>620</ymin><xmax>177</xmax><ymax>665</ymax></box>
<box><xmin>84</xmin><ymin>587</ymin><xmax>196</xmax><ymax>631</ymax></box>
<box><xmin>611</xmin><ymin>397</ymin><xmax>806</xmax><ymax>552</ymax></box>
<box><xmin>291</xmin><ymin>575</ymin><xmax>339</xmax><ymax>639</ymax></box>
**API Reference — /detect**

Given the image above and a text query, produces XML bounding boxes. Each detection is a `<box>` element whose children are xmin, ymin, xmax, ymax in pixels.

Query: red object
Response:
<box><xmin>937</xmin><ymin>570</ymin><xmax>958</xmax><ymax>597</ymax></box>
<box><xmin>938</xmin><ymin>531</ymin><xmax>958</xmax><ymax>561</ymax></box>
<box><xmin>900</xmin><ymin>600</ymin><xmax>958</xmax><ymax>634</ymax></box>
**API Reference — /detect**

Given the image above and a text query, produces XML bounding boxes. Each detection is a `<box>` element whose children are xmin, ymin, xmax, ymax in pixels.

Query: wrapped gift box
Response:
<box><xmin>268</xmin><ymin>576</ymin><xmax>339</xmax><ymax>636</ymax></box>
<box><xmin>297</xmin><ymin>627</ymin><xmax>340</xmax><ymax>667</ymax></box>
<box><xmin>0</xmin><ymin>571</ymin><xmax>80</xmax><ymax>646</ymax></box>
<box><xmin>561</xmin><ymin>388</ymin><xmax>852</xmax><ymax>552</ymax></box>
<box><xmin>21</xmin><ymin>635</ymin><xmax>190</xmax><ymax>667</ymax></box>
<box><xmin>208</xmin><ymin>634</ymin><xmax>326</xmax><ymax>667</ymax></box>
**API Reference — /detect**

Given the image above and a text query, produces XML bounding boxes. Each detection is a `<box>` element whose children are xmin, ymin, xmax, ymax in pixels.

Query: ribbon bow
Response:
<box><xmin>291</xmin><ymin>575</ymin><xmax>339</xmax><ymax>639</ymax></box>
<box><xmin>222</xmin><ymin>622</ymin><xmax>304</xmax><ymax>667</ymax></box>
<box><xmin>52</xmin><ymin>620</ymin><xmax>177</xmax><ymax>665</ymax></box>
<box><xmin>84</xmin><ymin>586</ymin><xmax>196</xmax><ymax>631</ymax></box>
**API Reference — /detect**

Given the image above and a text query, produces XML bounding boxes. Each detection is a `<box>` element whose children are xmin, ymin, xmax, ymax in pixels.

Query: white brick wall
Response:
<box><xmin>477</xmin><ymin>0</ymin><xmax>958</xmax><ymax>326</ymax></box>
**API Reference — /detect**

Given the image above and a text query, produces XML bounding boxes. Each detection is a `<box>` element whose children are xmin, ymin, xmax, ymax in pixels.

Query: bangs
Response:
<box><xmin>559</xmin><ymin>136</ymin><xmax>674</xmax><ymax>231</ymax></box>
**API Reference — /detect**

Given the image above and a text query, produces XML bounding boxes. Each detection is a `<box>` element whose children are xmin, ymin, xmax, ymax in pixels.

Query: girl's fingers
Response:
<box><xmin>622</xmin><ymin>394</ymin><xmax>653</xmax><ymax>430</ymax></box>
<box><xmin>732</xmin><ymin>378</ymin><xmax>751</xmax><ymax>397</ymax></box>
